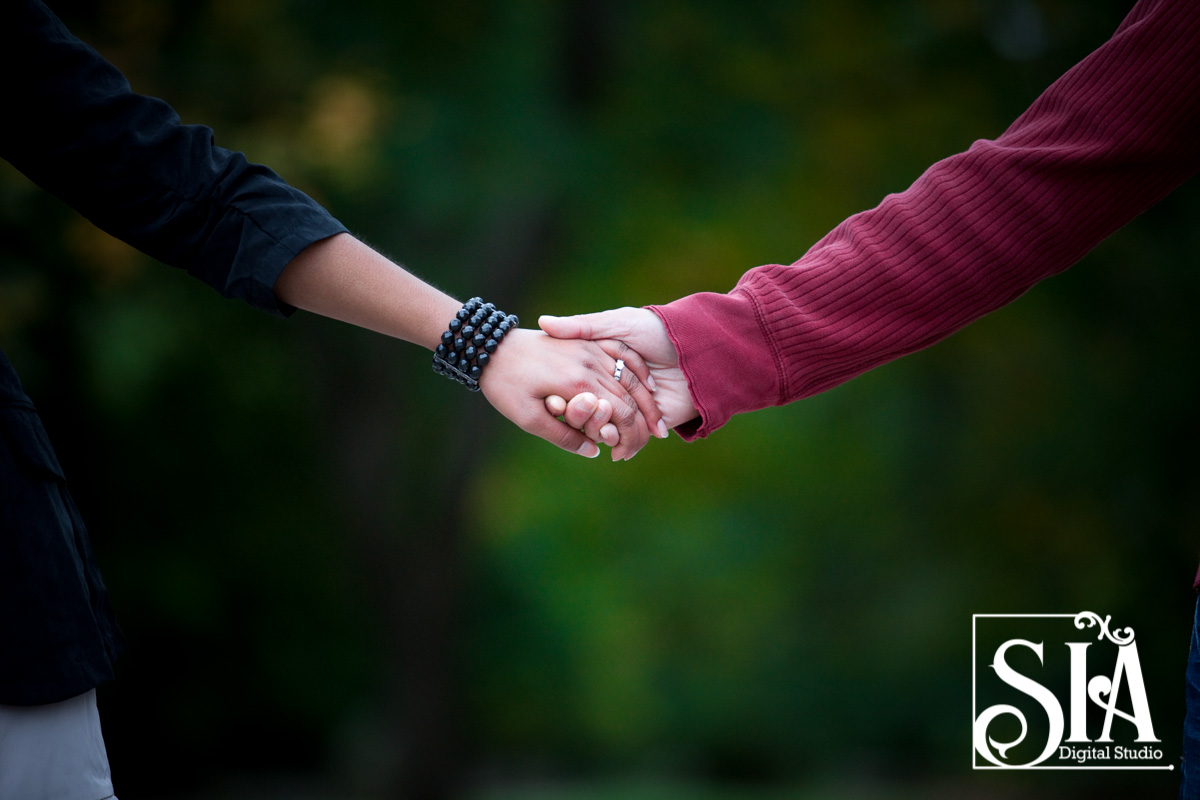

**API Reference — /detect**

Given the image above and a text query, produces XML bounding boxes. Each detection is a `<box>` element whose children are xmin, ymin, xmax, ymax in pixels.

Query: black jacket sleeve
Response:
<box><xmin>1</xmin><ymin>0</ymin><xmax>348</xmax><ymax>316</ymax></box>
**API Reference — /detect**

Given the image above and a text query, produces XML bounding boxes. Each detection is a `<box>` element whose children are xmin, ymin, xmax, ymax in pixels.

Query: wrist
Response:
<box><xmin>431</xmin><ymin>297</ymin><xmax>519</xmax><ymax>392</ymax></box>
<box><xmin>648</xmin><ymin>291</ymin><xmax>776</xmax><ymax>440</ymax></box>
<box><xmin>418</xmin><ymin>295</ymin><xmax>466</xmax><ymax>350</ymax></box>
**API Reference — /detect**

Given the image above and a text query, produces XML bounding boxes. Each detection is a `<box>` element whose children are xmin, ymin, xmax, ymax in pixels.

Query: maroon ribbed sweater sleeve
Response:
<box><xmin>650</xmin><ymin>0</ymin><xmax>1199</xmax><ymax>442</ymax></box>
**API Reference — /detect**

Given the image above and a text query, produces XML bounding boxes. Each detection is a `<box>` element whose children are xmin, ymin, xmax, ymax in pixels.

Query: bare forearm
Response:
<box><xmin>274</xmin><ymin>232</ymin><xmax>460</xmax><ymax>350</ymax></box>
<box><xmin>273</xmin><ymin>232</ymin><xmax>664</xmax><ymax>458</ymax></box>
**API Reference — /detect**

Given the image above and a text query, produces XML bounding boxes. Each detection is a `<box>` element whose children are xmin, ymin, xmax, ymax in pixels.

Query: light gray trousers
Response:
<box><xmin>0</xmin><ymin>689</ymin><xmax>116</xmax><ymax>800</ymax></box>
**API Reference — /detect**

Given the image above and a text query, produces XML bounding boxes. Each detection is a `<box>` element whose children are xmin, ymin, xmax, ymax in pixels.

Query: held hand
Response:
<box><xmin>539</xmin><ymin>307</ymin><xmax>698</xmax><ymax>430</ymax></box>
<box><xmin>545</xmin><ymin>393</ymin><xmax>623</xmax><ymax>449</ymax></box>
<box><xmin>479</xmin><ymin>328</ymin><xmax>665</xmax><ymax>460</ymax></box>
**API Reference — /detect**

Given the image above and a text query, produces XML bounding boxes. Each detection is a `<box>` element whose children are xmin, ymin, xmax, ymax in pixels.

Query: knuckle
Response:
<box><xmin>612</xmin><ymin>398</ymin><xmax>637</xmax><ymax>426</ymax></box>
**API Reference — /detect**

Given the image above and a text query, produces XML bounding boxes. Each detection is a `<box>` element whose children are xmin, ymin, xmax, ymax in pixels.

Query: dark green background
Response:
<box><xmin>2</xmin><ymin>0</ymin><xmax>1195</xmax><ymax>797</ymax></box>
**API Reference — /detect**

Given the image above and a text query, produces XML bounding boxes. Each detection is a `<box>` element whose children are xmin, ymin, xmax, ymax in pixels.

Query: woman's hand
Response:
<box><xmin>539</xmin><ymin>308</ymin><xmax>698</xmax><ymax>432</ymax></box>
<box><xmin>479</xmin><ymin>328</ymin><xmax>666</xmax><ymax>460</ymax></box>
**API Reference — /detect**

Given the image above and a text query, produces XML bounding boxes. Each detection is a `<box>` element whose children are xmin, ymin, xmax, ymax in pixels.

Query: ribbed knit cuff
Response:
<box><xmin>648</xmin><ymin>287</ymin><xmax>781</xmax><ymax>441</ymax></box>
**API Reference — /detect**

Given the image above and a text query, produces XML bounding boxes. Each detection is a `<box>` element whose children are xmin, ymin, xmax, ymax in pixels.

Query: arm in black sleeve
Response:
<box><xmin>1</xmin><ymin>0</ymin><xmax>347</xmax><ymax>316</ymax></box>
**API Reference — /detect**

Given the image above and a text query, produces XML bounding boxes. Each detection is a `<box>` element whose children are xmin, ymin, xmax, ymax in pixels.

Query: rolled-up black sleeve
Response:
<box><xmin>1</xmin><ymin>0</ymin><xmax>348</xmax><ymax>317</ymax></box>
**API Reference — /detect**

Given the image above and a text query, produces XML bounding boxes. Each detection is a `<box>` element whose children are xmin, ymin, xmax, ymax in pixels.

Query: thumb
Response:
<box><xmin>532</xmin><ymin>414</ymin><xmax>602</xmax><ymax>459</ymax></box>
<box><xmin>539</xmin><ymin>309</ymin><xmax>633</xmax><ymax>341</ymax></box>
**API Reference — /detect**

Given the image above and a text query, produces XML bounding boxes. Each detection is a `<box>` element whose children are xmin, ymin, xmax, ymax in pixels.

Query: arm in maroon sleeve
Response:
<box><xmin>651</xmin><ymin>0</ymin><xmax>1200</xmax><ymax>440</ymax></box>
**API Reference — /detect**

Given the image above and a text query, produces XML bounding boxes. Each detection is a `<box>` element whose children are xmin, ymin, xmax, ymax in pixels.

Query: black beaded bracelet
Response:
<box><xmin>431</xmin><ymin>297</ymin><xmax>518</xmax><ymax>392</ymax></box>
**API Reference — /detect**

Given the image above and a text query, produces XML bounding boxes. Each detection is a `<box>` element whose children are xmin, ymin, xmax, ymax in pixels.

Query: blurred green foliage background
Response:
<box><xmin>2</xmin><ymin>0</ymin><xmax>1197</xmax><ymax>798</ymax></box>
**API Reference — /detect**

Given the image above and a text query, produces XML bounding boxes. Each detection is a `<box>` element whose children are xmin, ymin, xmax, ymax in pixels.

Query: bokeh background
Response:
<box><xmin>2</xmin><ymin>0</ymin><xmax>1197</xmax><ymax>798</ymax></box>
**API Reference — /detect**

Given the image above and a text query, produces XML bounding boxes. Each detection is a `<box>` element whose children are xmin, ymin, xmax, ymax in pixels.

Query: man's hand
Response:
<box><xmin>539</xmin><ymin>307</ymin><xmax>699</xmax><ymax>431</ymax></box>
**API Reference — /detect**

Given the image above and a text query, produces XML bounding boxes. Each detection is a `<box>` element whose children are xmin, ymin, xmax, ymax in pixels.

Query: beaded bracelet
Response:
<box><xmin>431</xmin><ymin>297</ymin><xmax>519</xmax><ymax>392</ymax></box>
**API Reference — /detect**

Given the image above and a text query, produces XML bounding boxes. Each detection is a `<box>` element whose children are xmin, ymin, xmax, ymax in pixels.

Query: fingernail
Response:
<box><xmin>647</xmin><ymin>374</ymin><xmax>657</xmax><ymax>392</ymax></box>
<box><xmin>577</xmin><ymin>441</ymin><xmax>600</xmax><ymax>458</ymax></box>
<box><xmin>657</xmin><ymin>420</ymin><xmax>669</xmax><ymax>439</ymax></box>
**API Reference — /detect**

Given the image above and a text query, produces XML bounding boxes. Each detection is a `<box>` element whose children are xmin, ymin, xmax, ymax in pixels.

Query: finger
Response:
<box><xmin>529</xmin><ymin>414</ymin><xmax>601</xmax><ymax>459</ymax></box>
<box><xmin>604</xmin><ymin>355</ymin><xmax>666</xmax><ymax>441</ymax></box>
<box><xmin>599</xmin><ymin>422</ymin><xmax>619</xmax><ymax>447</ymax></box>
<box><xmin>538</xmin><ymin>309</ymin><xmax>637</xmax><ymax>342</ymax></box>
<box><xmin>560</xmin><ymin>395</ymin><xmax>613</xmax><ymax>446</ymax></box>
<box><xmin>581</xmin><ymin>398</ymin><xmax>615</xmax><ymax>445</ymax></box>
<box><xmin>597</xmin><ymin>339</ymin><xmax>655</xmax><ymax>392</ymax></box>
<box><xmin>586</xmin><ymin>354</ymin><xmax>652</xmax><ymax>459</ymax></box>
<box><xmin>561</xmin><ymin>392</ymin><xmax>599</xmax><ymax>430</ymax></box>
<box><xmin>559</xmin><ymin>394</ymin><xmax>613</xmax><ymax>448</ymax></box>
<box><xmin>629</xmin><ymin>348</ymin><xmax>657</xmax><ymax>393</ymax></box>
<box><xmin>584</xmin><ymin>341</ymin><xmax>666</xmax><ymax>440</ymax></box>
<box><xmin>545</xmin><ymin>395</ymin><xmax>567</xmax><ymax>417</ymax></box>
<box><xmin>600</xmin><ymin>382</ymin><xmax>650</xmax><ymax>461</ymax></box>
<box><xmin>624</xmin><ymin>368</ymin><xmax>667</xmax><ymax>441</ymax></box>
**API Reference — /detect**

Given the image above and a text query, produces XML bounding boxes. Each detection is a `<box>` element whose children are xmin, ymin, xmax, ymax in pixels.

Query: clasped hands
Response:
<box><xmin>477</xmin><ymin>307</ymin><xmax>698</xmax><ymax>460</ymax></box>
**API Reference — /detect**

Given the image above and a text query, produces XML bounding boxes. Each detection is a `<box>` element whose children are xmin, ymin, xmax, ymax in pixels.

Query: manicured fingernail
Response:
<box><xmin>577</xmin><ymin>441</ymin><xmax>600</xmax><ymax>458</ymax></box>
<box><xmin>647</xmin><ymin>374</ymin><xmax>657</xmax><ymax>392</ymax></box>
<box><xmin>657</xmin><ymin>420</ymin><xmax>669</xmax><ymax>439</ymax></box>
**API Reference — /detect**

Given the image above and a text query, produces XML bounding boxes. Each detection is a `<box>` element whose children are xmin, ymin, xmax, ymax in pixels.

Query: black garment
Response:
<box><xmin>0</xmin><ymin>353</ymin><xmax>125</xmax><ymax>707</ymax></box>
<box><xmin>0</xmin><ymin>1</ymin><xmax>347</xmax><ymax>705</ymax></box>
